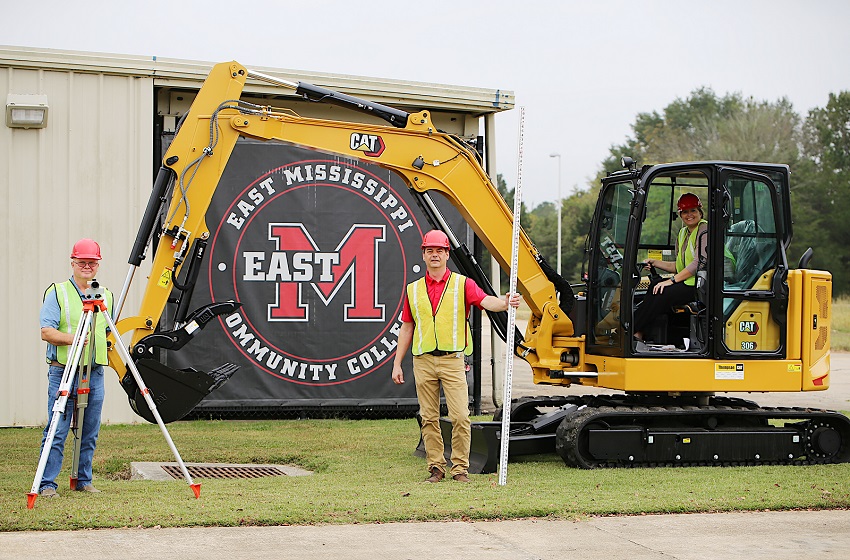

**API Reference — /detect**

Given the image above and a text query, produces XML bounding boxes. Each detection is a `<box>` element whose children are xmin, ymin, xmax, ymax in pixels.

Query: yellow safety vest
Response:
<box><xmin>676</xmin><ymin>220</ymin><xmax>708</xmax><ymax>287</ymax></box>
<box><xmin>407</xmin><ymin>272</ymin><xmax>473</xmax><ymax>356</ymax></box>
<box><xmin>44</xmin><ymin>280</ymin><xmax>113</xmax><ymax>366</ymax></box>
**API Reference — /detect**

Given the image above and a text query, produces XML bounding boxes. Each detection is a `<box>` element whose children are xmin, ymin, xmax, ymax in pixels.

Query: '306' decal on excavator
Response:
<box><xmin>350</xmin><ymin>133</ymin><xmax>385</xmax><ymax>157</ymax></box>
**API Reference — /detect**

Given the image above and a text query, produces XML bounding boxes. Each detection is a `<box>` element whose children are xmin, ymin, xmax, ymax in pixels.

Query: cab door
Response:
<box><xmin>712</xmin><ymin>167</ymin><xmax>788</xmax><ymax>358</ymax></box>
<box><xmin>586</xmin><ymin>178</ymin><xmax>635</xmax><ymax>356</ymax></box>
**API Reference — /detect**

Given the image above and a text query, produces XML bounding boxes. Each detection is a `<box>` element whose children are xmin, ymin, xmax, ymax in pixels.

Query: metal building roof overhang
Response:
<box><xmin>0</xmin><ymin>45</ymin><xmax>514</xmax><ymax>116</ymax></box>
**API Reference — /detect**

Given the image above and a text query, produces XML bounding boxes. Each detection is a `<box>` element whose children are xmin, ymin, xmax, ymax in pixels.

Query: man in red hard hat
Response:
<box><xmin>37</xmin><ymin>239</ymin><xmax>113</xmax><ymax>497</ymax></box>
<box><xmin>392</xmin><ymin>229</ymin><xmax>520</xmax><ymax>483</ymax></box>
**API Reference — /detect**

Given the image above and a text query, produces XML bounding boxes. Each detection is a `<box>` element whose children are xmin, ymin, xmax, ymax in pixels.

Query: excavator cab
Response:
<box><xmin>585</xmin><ymin>161</ymin><xmax>791</xmax><ymax>362</ymax></box>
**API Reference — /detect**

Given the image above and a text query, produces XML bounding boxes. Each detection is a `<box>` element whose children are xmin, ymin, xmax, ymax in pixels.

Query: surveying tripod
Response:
<box><xmin>28</xmin><ymin>280</ymin><xmax>200</xmax><ymax>509</ymax></box>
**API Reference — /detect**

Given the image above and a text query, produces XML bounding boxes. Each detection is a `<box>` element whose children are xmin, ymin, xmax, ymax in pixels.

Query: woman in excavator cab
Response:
<box><xmin>633</xmin><ymin>192</ymin><xmax>707</xmax><ymax>344</ymax></box>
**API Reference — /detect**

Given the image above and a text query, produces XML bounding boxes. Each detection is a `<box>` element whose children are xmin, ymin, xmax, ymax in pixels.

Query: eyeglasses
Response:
<box><xmin>73</xmin><ymin>260</ymin><xmax>99</xmax><ymax>269</ymax></box>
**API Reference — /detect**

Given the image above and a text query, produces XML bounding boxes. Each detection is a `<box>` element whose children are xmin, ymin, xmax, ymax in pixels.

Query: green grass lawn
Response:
<box><xmin>5</xmin><ymin>296</ymin><xmax>848</xmax><ymax>530</ymax></box>
<box><xmin>3</xmin><ymin>417</ymin><xmax>849</xmax><ymax>531</ymax></box>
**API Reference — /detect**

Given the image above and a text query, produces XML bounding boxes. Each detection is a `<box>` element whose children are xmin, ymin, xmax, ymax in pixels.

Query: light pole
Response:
<box><xmin>549</xmin><ymin>152</ymin><xmax>562</xmax><ymax>276</ymax></box>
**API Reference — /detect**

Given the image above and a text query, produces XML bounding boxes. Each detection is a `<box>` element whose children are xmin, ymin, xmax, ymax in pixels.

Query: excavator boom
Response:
<box><xmin>108</xmin><ymin>61</ymin><xmax>587</xmax><ymax>424</ymax></box>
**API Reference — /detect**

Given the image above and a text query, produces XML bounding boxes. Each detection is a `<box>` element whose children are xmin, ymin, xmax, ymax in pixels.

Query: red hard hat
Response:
<box><xmin>677</xmin><ymin>193</ymin><xmax>702</xmax><ymax>212</ymax></box>
<box><xmin>421</xmin><ymin>230</ymin><xmax>450</xmax><ymax>249</ymax></box>
<box><xmin>71</xmin><ymin>238</ymin><xmax>102</xmax><ymax>260</ymax></box>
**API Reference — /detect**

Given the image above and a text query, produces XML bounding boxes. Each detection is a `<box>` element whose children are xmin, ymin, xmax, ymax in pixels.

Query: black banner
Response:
<box><xmin>168</xmin><ymin>140</ymin><xmax>469</xmax><ymax>416</ymax></box>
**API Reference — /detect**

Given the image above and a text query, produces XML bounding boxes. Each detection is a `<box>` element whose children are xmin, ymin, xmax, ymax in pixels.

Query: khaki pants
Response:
<box><xmin>413</xmin><ymin>352</ymin><xmax>470</xmax><ymax>476</ymax></box>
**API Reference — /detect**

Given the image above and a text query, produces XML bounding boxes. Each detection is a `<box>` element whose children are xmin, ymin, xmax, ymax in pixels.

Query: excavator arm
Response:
<box><xmin>109</xmin><ymin>61</ymin><xmax>593</xmax><ymax>422</ymax></box>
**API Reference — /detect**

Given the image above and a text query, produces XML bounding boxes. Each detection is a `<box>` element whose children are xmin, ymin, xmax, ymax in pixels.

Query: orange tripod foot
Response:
<box><xmin>26</xmin><ymin>493</ymin><xmax>37</xmax><ymax>509</ymax></box>
<box><xmin>191</xmin><ymin>483</ymin><xmax>201</xmax><ymax>498</ymax></box>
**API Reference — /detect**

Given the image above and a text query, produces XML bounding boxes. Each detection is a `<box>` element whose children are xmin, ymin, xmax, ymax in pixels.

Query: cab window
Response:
<box><xmin>589</xmin><ymin>181</ymin><xmax>632</xmax><ymax>347</ymax></box>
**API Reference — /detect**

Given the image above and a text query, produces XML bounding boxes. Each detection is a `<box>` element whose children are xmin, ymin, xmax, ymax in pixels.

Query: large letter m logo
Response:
<box><xmin>266</xmin><ymin>223</ymin><xmax>386</xmax><ymax>322</ymax></box>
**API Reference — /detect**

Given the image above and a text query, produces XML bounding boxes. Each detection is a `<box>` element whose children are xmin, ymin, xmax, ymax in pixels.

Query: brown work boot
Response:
<box><xmin>77</xmin><ymin>485</ymin><xmax>101</xmax><ymax>493</ymax></box>
<box><xmin>452</xmin><ymin>473</ymin><xmax>470</xmax><ymax>483</ymax></box>
<box><xmin>39</xmin><ymin>487</ymin><xmax>59</xmax><ymax>498</ymax></box>
<box><xmin>425</xmin><ymin>467</ymin><xmax>445</xmax><ymax>483</ymax></box>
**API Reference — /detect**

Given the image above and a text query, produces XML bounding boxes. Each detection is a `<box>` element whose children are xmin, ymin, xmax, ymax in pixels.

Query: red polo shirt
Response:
<box><xmin>401</xmin><ymin>269</ymin><xmax>488</xmax><ymax>323</ymax></box>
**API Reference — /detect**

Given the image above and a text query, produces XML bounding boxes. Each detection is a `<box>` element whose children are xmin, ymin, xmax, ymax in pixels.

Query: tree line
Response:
<box><xmin>490</xmin><ymin>88</ymin><xmax>850</xmax><ymax>296</ymax></box>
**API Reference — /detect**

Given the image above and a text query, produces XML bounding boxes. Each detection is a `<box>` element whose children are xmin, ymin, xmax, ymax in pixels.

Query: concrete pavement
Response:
<box><xmin>2</xmin><ymin>509</ymin><xmax>849</xmax><ymax>559</ymax></box>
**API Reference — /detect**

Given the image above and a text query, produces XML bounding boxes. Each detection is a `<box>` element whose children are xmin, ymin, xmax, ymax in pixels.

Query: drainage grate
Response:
<box><xmin>160</xmin><ymin>464</ymin><xmax>287</xmax><ymax>480</ymax></box>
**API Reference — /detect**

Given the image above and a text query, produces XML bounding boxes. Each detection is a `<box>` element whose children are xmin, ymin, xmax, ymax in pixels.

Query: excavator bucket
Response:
<box><xmin>121</xmin><ymin>358</ymin><xmax>239</xmax><ymax>424</ymax></box>
<box><xmin>116</xmin><ymin>301</ymin><xmax>242</xmax><ymax>423</ymax></box>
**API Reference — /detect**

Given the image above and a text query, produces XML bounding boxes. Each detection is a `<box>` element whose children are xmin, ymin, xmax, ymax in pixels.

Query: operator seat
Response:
<box><xmin>722</xmin><ymin>219</ymin><xmax>777</xmax><ymax>318</ymax></box>
<box><xmin>672</xmin><ymin>270</ymin><xmax>707</xmax><ymax>351</ymax></box>
<box><xmin>725</xmin><ymin>220</ymin><xmax>758</xmax><ymax>287</ymax></box>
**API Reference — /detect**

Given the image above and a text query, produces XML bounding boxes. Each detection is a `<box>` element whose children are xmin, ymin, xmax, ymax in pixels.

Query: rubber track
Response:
<box><xmin>554</xmin><ymin>402</ymin><xmax>850</xmax><ymax>469</ymax></box>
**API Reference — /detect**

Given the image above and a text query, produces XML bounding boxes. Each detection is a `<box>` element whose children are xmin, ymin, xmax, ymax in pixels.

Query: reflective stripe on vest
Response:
<box><xmin>407</xmin><ymin>273</ymin><xmax>473</xmax><ymax>356</ymax></box>
<box><xmin>676</xmin><ymin>220</ymin><xmax>708</xmax><ymax>286</ymax></box>
<box><xmin>47</xmin><ymin>280</ymin><xmax>112</xmax><ymax>366</ymax></box>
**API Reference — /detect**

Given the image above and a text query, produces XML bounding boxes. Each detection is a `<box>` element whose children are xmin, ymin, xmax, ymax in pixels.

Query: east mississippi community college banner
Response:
<box><xmin>170</xmin><ymin>140</ymin><xmax>466</xmax><ymax>416</ymax></box>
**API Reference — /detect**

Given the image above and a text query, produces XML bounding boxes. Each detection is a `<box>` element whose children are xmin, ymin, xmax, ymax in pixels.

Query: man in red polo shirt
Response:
<box><xmin>392</xmin><ymin>230</ymin><xmax>520</xmax><ymax>483</ymax></box>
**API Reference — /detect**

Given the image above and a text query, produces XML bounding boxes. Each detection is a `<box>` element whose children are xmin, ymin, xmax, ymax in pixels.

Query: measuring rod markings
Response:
<box><xmin>498</xmin><ymin>107</ymin><xmax>525</xmax><ymax>486</ymax></box>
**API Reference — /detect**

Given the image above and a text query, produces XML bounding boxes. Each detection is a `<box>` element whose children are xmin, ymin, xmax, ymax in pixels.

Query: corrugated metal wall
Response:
<box><xmin>1</xmin><ymin>64</ymin><xmax>153</xmax><ymax>425</ymax></box>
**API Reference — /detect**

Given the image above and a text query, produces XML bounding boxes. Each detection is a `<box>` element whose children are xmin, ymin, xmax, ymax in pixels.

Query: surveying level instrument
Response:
<box><xmin>28</xmin><ymin>280</ymin><xmax>201</xmax><ymax>509</ymax></box>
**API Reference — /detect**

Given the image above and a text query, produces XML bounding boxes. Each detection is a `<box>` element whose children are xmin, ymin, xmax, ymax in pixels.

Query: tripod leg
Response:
<box><xmin>28</xmin><ymin>310</ymin><xmax>94</xmax><ymax>508</ymax></box>
<box><xmin>100</xmin><ymin>309</ymin><xmax>201</xmax><ymax>498</ymax></box>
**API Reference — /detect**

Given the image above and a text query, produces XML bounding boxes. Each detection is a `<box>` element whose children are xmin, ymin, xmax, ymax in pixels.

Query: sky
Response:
<box><xmin>4</xmin><ymin>0</ymin><xmax>850</xmax><ymax>208</ymax></box>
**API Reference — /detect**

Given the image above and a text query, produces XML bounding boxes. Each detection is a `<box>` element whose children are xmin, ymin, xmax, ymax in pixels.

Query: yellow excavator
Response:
<box><xmin>108</xmin><ymin>61</ymin><xmax>848</xmax><ymax>469</ymax></box>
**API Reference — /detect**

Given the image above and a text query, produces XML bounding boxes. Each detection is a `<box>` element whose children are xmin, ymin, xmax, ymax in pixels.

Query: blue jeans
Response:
<box><xmin>39</xmin><ymin>364</ymin><xmax>105</xmax><ymax>491</ymax></box>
